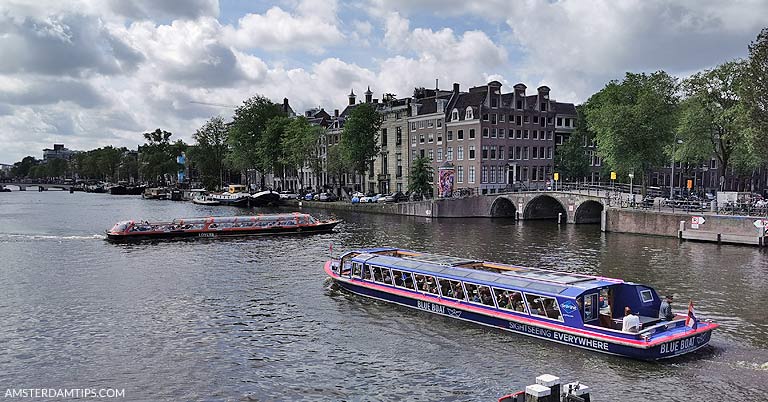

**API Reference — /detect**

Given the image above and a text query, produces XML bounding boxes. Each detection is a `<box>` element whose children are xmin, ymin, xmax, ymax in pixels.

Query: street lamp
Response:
<box><xmin>629</xmin><ymin>172</ymin><xmax>634</xmax><ymax>197</ymax></box>
<box><xmin>670</xmin><ymin>139</ymin><xmax>683</xmax><ymax>198</ymax></box>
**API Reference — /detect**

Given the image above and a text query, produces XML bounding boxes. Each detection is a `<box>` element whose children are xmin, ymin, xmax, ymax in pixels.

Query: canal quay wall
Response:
<box><xmin>603</xmin><ymin>208</ymin><xmax>768</xmax><ymax>246</ymax></box>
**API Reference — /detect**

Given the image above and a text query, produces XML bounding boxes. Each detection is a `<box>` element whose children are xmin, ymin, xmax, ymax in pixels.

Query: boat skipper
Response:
<box><xmin>659</xmin><ymin>295</ymin><xmax>674</xmax><ymax>320</ymax></box>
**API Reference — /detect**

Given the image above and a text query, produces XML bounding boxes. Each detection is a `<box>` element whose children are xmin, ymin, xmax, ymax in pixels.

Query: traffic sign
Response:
<box><xmin>687</xmin><ymin>179</ymin><xmax>693</xmax><ymax>189</ymax></box>
<box><xmin>691</xmin><ymin>216</ymin><xmax>706</xmax><ymax>229</ymax></box>
<box><xmin>610</xmin><ymin>171</ymin><xmax>616</xmax><ymax>180</ymax></box>
<box><xmin>554</xmin><ymin>172</ymin><xmax>559</xmax><ymax>181</ymax></box>
<box><xmin>753</xmin><ymin>219</ymin><xmax>768</xmax><ymax>228</ymax></box>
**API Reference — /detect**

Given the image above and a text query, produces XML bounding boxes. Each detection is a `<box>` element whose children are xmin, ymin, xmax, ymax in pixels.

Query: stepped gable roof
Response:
<box><xmin>554</xmin><ymin>102</ymin><xmax>577</xmax><ymax>115</ymax></box>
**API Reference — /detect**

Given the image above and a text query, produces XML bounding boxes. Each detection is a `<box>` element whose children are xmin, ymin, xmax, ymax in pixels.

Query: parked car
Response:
<box><xmin>319</xmin><ymin>192</ymin><xmax>338</xmax><ymax>202</ymax></box>
<box><xmin>303</xmin><ymin>192</ymin><xmax>315</xmax><ymax>201</ymax></box>
<box><xmin>384</xmin><ymin>192</ymin><xmax>408</xmax><ymax>203</ymax></box>
<box><xmin>279</xmin><ymin>191</ymin><xmax>298</xmax><ymax>200</ymax></box>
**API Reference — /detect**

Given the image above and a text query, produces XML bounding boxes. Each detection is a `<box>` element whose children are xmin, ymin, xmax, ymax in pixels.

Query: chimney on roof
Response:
<box><xmin>283</xmin><ymin>98</ymin><xmax>290</xmax><ymax>113</ymax></box>
<box><xmin>334</xmin><ymin>109</ymin><xmax>339</xmax><ymax>117</ymax></box>
<box><xmin>453</xmin><ymin>83</ymin><xmax>460</xmax><ymax>94</ymax></box>
<box><xmin>537</xmin><ymin>86</ymin><xmax>551</xmax><ymax>112</ymax></box>
<box><xmin>348</xmin><ymin>89</ymin><xmax>356</xmax><ymax>106</ymax></box>
<box><xmin>436</xmin><ymin>78</ymin><xmax>439</xmax><ymax>91</ymax></box>
<box><xmin>364</xmin><ymin>86</ymin><xmax>373</xmax><ymax>103</ymax></box>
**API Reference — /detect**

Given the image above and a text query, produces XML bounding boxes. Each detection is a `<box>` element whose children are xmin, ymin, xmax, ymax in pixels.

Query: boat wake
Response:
<box><xmin>0</xmin><ymin>233</ymin><xmax>104</xmax><ymax>242</ymax></box>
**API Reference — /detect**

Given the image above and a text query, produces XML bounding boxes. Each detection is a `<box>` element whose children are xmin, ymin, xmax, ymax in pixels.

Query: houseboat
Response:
<box><xmin>249</xmin><ymin>190</ymin><xmax>281</xmax><ymax>207</ymax></box>
<box><xmin>325</xmin><ymin>248</ymin><xmax>718</xmax><ymax>360</ymax></box>
<box><xmin>106</xmin><ymin>213</ymin><xmax>341</xmax><ymax>241</ymax></box>
<box><xmin>207</xmin><ymin>184</ymin><xmax>250</xmax><ymax>206</ymax></box>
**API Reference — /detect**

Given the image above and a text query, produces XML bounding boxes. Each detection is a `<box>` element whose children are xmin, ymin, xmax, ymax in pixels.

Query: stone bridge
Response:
<box><xmin>430</xmin><ymin>190</ymin><xmax>608</xmax><ymax>224</ymax></box>
<box><xmin>1</xmin><ymin>182</ymin><xmax>74</xmax><ymax>191</ymax></box>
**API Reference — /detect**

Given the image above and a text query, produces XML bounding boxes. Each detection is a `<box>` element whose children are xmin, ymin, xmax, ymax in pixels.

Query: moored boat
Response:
<box><xmin>142</xmin><ymin>187</ymin><xmax>167</xmax><ymax>199</ymax></box>
<box><xmin>249</xmin><ymin>190</ymin><xmax>280</xmax><ymax>207</ymax></box>
<box><xmin>207</xmin><ymin>184</ymin><xmax>250</xmax><ymax>206</ymax></box>
<box><xmin>106</xmin><ymin>213</ymin><xmax>341</xmax><ymax>241</ymax></box>
<box><xmin>325</xmin><ymin>248</ymin><xmax>718</xmax><ymax>360</ymax></box>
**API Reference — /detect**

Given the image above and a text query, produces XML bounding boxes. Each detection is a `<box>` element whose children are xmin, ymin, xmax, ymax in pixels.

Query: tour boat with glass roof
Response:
<box><xmin>106</xmin><ymin>213</ymin><xmax>340</xmax><ymax>241</ymax></box>
<box><xmin>325</xmin><ymin>248</ymin><xmax>718</xmax><ymax>360</ymax></box>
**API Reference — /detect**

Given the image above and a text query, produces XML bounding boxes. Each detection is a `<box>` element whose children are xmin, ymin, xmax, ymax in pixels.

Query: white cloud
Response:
<box><xmin>221</xmin><ymin>4</ymin><xmax>344</xmax><ymax>53</ymax></box>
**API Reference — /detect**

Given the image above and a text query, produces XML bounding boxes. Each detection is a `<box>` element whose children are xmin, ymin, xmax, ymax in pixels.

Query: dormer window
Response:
<box><xmin>451</xmin><ymin>108</ymin><xmax>459</xmax><ymax>121</ymax></box>
<box><xmin>465</xmin><ymin>107</ymin><xmax>474</xmax><ymax>120</ymax></box>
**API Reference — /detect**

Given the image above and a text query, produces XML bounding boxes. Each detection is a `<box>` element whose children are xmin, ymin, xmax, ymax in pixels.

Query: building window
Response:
<box><xmin>547</xmin><ymin>147</ymin><xmax>552</xmax><ymax>159</ymax></box>
<box><xmin>516</xmin><ymin>115</ymin><xmax>522</xmax><ymax>126</ymax></box>
<box><xmin>540</xmin><ymin>118</ymin><xmax>546</xmax><ymax>127</ymax></box>
<box><xmin>523</xmin><ymin>130</ymin><xmax>529</xmax><ymax>139</ymax></box>
<box><xmin>437</xmin><ymin>131</ymin><xmax>442</xmax><ymax>143</ymax></box>
<box><xmin>491</xmin><ymin>97</ymin><xmax>498</xmax><ymax>108</ymax></box>
<box><xmin>500</xmin><ymin>114</ymin><xmax>505</xmax><ymax>122</ymax></box>
<box><xmin>396</xmin><ymin>153</ymin><xmax>402</xmax><ymax>177</ymax></box>
<box><xmin>483</xmin><ymin>128</ymin><xmax>489</xmax><ymax>138</ymax></box>
<box><xmin>469</xmin><ymin>146</ymin><xmax>475</xmax><ymax>160</ymax></box>
<box><xmin>458</xmin><ymin>130</ymin><xmax>464</xmax><ymax>140</ymax></box>
<box><xmin>419</xmin><ymin>120</ymin><xmax>425</xmax><ymax>129</ymax></box>
<box><xmin>469</xmin><ymin>166</ymin><xmax>475</xmax><ymax>183</ymax></box>
<box><xmin>533</xmin><ymin>130</ymin><xmax>538</xmax><ymax>140</ymax></box>
<box><xmin>396</xmin><ymin>127</ymin><xmax>402</xmax><ymax>145</ymax></box>
<box><xmin>557</xmin><ymin>117</ymin><xmax>562</xmax><ymax>126</ymax></box>
<box><xmin>515</xmin><ymin>146</ymin><xmax>521</xmax><ymax>160</ymax></box>
<box><xmin>428</xmin><ymin>149</ymin><xmax>434</xmax><ymax>161</ymax></box>
<box><xmin>469</xmin><ymin>129</ymin><xmax>475</xmax><ymax>139</ymax></box>
<box><xmin>490</xmin><ymin>146</ymin><xmax>497</xmax><ymax>159</ymax></box>
<box><xmin>491</xmin><ymin>114</ymin><xmax>497</xmax><ymax>124</ymax></box>
<box><xmin>457</xmin><ymin>166</ymin><xmax>464</xmax><ymax>183</ymax></box>
<box><xmin>465</xmin><ymin>107</ymin><xmax>474</xmax><ymax>120</ymax></box>
<box><xmin>447</xmin><ymin>130</ymin><xmax>453</xmax><ymax>141</ymax></box>
<box><xmin>516</xmin><ymin>130</ymin><xmax>522</xmax><ymax>139</ymax></box>
<box><xmin>437</xmin><ymin>148</ymin><xmax>443</xmax><ymax>162</ymax></box>
<box><xmin>499</xmin><ymin>128</ymin><xmax>505</xmax><ymax>138</ymax></box>
<box><xmin>483</xmin><ymin>113</ymin><xmax>489</xmax><ymax>121</ymax></box>
<box><xmin>532</xmin><ymin>147</ymin><xmax>538</xmax><ymax>159</ymax></box>
<box><xmin>428</xmin><ymin>133</ymin><xmax>434</xmax><ymax>143</ymax></box>
<box><xmin>565</xmin><ymin>118</ymin><xmax>571</xmax><ymax>127</ymax></box>
<box><xmin>547</xmin><ymin>131</ymin><xmax>553</xmax><ymax>140</ymax></box>
<box><xmin>481</xmin><ymin>166</ymin><xmax>488</xmax><ymax>183</ymax></box>
<box><xmin>447</xmin><ymin>147</ymin><xmax>453</xmax><ymax>161</ymax></box>
<box><xmin>411</xmin><ymin>122</ymin><xmax>416</xmax><ymax>131</ymax></box>
<box><xmin>420</xmin><ymin>149</ymin><xmax>425</xmax><ymax>158</ymax></box>
<box><xmin>516</xmin><ymin>100</ymin><xmax>523</xmax><ymax>109</ymax></box>
<box><xmin>533</xmin><ymin>116</ymin><xmax>539</xmax><ymax>124</ymax></box>
<box><xmin>427</xmin><ymin>120</ymin><xmax>434</xmax><ymax>128</ymax></box>
<box><xmin>490</xmin><ymin>166</ymin><xmax>496</xmax><ymax>183</ymax></box>
<box><xmin>420</xmin><ymin>134</ymin><xmax>425</xmax><ymax>143</ymax></box>
<box><xmin>457</xmin><ymin>146</ymin><xmax>464</xmax><ymax>160</ymax></box>
<box><xmin>540</xmin><ymin>147</ymin><xmax>545</xmax><ymax>160</ymax></box>
<box><xmin>499</xmin><ymin>146</ymin><xmax>505</xmax><ymax>160</ymax></box>
<box><xmin>492</xmin><ymin>128</ymin><xmax>497</xmax><ymax>138</ymax></box>
<box><xmin>524</xmin><ymin>115</ymin><xmax>530</xmax><ymax>123</ymax></box>
<box><xmin>523</xmin><ymin>147</ymin><xmax>529</xmax><ymax>160</ymax></box>
<box><xmin>451</xmin><ymin>109</ymin><xmax>459</xmax><ymax>121</ymax></box>
<box><xmin>541</xmin><ymin>102</ymin><xmax>547</xmax><ymax>111</ymax></box>
<box><xmin>531</xmin><ymin>166</ymin><xmax>538</xmax><ymax>181</ymax></box>
<box><xmin>482</xmin><ymin>145</ymin><xmax>488</xmax><ymax>159</ymax></box>
<box><xmin>437</xmin><ymin>119</ymin><xmax>442</xmax><ymax>128</ymax></box>
<box><xmin>382</xmin><ymin>128</ymin><xmax>388</xmax><ymax>147</ymax></box>
<box><xmin>412</xmin><ymin>134</ymin><xmax>416</xmax><ymax>146</ymax></box>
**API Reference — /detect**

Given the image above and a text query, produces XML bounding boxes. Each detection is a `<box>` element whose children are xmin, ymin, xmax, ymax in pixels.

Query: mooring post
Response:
<box><xmin>536</xmin><ymin>374</ymin><xmax>560</xmax><ymax>400</ymax></box>
<box><xmin>524</xmin><ymin>384</ymin><xmax>551</xmax><ymax>402</ymax></box>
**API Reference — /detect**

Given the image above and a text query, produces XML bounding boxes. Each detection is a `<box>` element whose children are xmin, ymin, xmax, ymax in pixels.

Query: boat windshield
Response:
<box><xmin>110</xmin><ymin>221</ymin><xmax>131</xmax><ymax>233</ymax></box>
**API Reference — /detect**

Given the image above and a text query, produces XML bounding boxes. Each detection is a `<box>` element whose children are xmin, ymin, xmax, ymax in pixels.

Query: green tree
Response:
<box><xmin>281</xmin><ymin>116</ymin><xmax>322</xmax><ymax>190</ymax></box>
<box><xmin>554</xmin><ymin>107</ymin><xmax>591</xmax><ymax>181</ymax></box>
<box><xmin>677</xmin><ymin>60</ymin><xmax>753</xmax><ymax>187</ymax></box>
<box><xmin>259</xmin><ymin>115</ymin><xmax>290</xmax><ymax>186</ymax></box>
<box><xmin>227</xmin><ymin>95</ymin><xmax>284</xmax><ymax>188</ymax></box>
<box><xmin>586</xmin><ymin>71</ymin><xmax>679</xmax><ymax>194</ymax></box>
<box><xmin>326</xmin><ymin>145</ymin><xmax>348</xmax><ymax>190</ymax></box>
<box><xmin>339</xmin><ymin>102</ymin><xmax>381</xmax><ymax>177</ymax></box>
<box><xmin>191</xmin><ymin>116</ymin><xmax>229</xmax><ymax>190</ymax></box>
<box><xmin>743</xmin><ymin>27</ymin><xmax>768</xmax><ymax>158</ymax></box>
<box><xmin>139</xmin><ymin>129</ymin><xmax>184</xmax><ymax>185</ymax></box>
<box><xmin>11</xmin><ymin>156</ymin><xmax>39</xmax><ymax>178</ymax></box>
<box><xmin>408</xmin><ymin>156</ymin><xmax>434</xmax><ymax>198</ymax></box>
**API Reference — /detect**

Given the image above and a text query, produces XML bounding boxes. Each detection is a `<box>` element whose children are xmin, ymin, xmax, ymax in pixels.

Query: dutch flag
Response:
<box><xmin>685</xmin><ymin>300</ymin><xmax>698</xmax><ymax>329</ymax></box>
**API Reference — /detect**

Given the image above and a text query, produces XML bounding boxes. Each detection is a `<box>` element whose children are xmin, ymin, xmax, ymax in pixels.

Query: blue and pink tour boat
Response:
<box><xmin>325</xmin><ymin>248</ymin><xmax>718</xmax><ymax>360</ymax></box>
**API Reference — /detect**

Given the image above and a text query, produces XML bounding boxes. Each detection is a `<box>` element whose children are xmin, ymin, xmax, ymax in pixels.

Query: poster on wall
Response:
<box><xmin>438</xmin><ymin>165</ymin><xmax>455</xmax><ymax>198</ymax></box>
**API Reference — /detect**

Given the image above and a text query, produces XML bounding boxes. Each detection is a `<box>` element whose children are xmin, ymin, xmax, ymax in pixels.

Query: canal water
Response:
<box><xmin>0</xmin><ymin>191</ymin><xmax>766</xmax><ymax>401</ymax></box>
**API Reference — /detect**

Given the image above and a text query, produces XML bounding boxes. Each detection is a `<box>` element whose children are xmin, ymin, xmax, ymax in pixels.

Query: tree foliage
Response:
<box><xmin>585</xmin><ymin>71</ymin><xmax>679</xmax><ymax>191</ymax></box>
<box><xmin>227</xmin><ymin>95</ymin><xmax>284</xmax><ymax>186</ymax></box>
<box><xmin>139</xmin><ymin>129</ymin><xmax>185</xmax><ymax>185</ymax></box>
<box><xmin>339</xmin><ymin>102</ymin><xmax>381</xmax><ymax>176</ymax></box>
<box><xmin>677</xmin><ymin>60</ymin><xmax>755</xmax><ymax>180</ymax></box>
<box><xmin>281</xmin><ymin>116</ymin><xmax>322</xmax><ymax>188</ymax></box>
<box><xmin>743</xmin><ymin>27</ymin><xmax>768</xmax><ymax>157</ymax></box>
<box><xmin>554</xmin><ymin>107</ymin><xmax>591</xmax><ymax>181</ymax></box>
<box><xmin>190</xmin><ymin>116</ymin><xmax>229</xmax><ymax>190</ymax></box>
<box><xmin>408</xmin><ymin>156</ymin><xmax>434</xmax><ymax>197</ymax></box>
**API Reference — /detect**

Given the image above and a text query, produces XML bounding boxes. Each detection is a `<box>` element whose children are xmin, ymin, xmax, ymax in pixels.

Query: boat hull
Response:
<box><xmin>106</xmin><ymin>220</ymin><xmax>340</xmax><ymax>241</ymax></box>
<box><xmin>327</xmin><ymin>264</ymin><xmax>715</xmax><ymax>360</ymax></box>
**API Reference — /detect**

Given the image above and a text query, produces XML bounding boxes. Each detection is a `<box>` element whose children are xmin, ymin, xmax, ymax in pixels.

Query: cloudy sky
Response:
<box><xmin>1</xmin><ymin>0</ymin><xmax>765</xmax><ymax>164</ymax></box>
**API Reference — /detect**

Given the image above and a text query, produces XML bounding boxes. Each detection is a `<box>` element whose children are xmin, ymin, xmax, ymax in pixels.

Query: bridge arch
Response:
<box><xmin>490</xmin><ymin>197</ymin><xmax>516</xmax><ymax>218</ymax></box>
<box><xmin>523</xmin><ymin>195</ymin><xmax>567</xmax><ymax>221</ymax></box>
<box><xmin>574</xmin><ymin>200</ymin><xmax>604</xmax><ymax>224</ymax></box>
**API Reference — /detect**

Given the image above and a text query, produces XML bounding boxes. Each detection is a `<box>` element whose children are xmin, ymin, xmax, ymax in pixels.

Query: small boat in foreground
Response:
<box><xmin>325</xmin><ymin>248</ymin><xmax>718</xmax><ymax>360</ymax></box>
<box><xmin>106</xmin><ymin>213</ymin><xmax>341</xmax><ymax>241</ymax></box>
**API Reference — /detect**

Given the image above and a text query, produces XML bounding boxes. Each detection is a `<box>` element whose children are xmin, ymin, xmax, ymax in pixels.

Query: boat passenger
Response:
<box><xmin>622</xmin><ymin>307</ymin><xmax>640</xmax><ymax>332</ymax></box>
<box><xmin>471</xmin><ymin>291</ymin><xmax>481</xmax><ymax>303</ymax></box>
<box><xmin>659</xmin><ymin>295</ymin><xmax>674</xmax><ymax>321</ymax></box>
